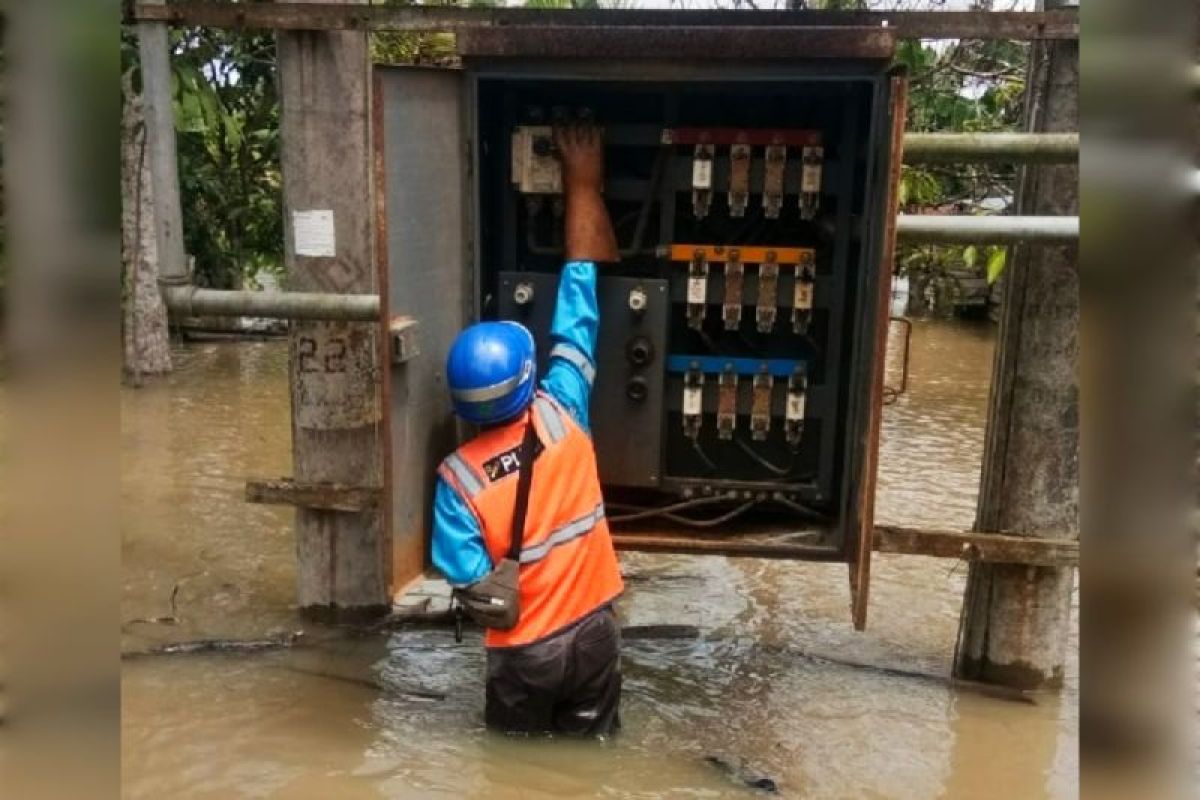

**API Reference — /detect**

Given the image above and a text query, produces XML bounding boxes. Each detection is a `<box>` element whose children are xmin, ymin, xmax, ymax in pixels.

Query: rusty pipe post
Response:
<box><xmin>903</xmin><ymin>132</ymin><xmax>1078</xmax><ymax>164</ymax></box>
<box><xmin>896</xmin><ymin>214</ymin><xmax>1078</xmax><ymax>245</ymax></box>
<box><xmin>162</xmin><ymin>286</ymin><xmax>381</xmax><ymax>322</ymax></box>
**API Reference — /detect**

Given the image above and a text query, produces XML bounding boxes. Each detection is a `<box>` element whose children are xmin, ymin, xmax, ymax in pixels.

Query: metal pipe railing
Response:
<box><xmin>896</xmin><ymin>214</ymin><xmax>1078</xmax><ymax>245</ymax></box>
<box><xmin>160</xmin><ymin>217</ymin><xmax>1077</xmax><ymax>321</ymax></box>
<box><xmin>163</xmin><ymin>285</ymin><xmax>381</xmax><ymax>322</ymax></box>
<box><xmin>903</xmin><ymin>132</ymin><xmax>1078</xmax><ymax>164</ymax></box>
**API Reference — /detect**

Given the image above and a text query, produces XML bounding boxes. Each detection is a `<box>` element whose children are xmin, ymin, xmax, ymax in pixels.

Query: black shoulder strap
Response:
<box><xmin>506</xmin><ymin>414</ymin><xmax>539</xmax><ymax>562</ymax></box>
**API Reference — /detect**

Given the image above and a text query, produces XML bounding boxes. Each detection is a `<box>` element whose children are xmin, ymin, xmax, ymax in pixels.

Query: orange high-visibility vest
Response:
<box><xmin>438</xmin><ymin>391</ymin><xmax>624</xmax><ymax>648</ymax></box>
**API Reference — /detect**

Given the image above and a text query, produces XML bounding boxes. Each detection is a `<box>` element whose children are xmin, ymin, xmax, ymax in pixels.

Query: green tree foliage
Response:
<box><xmin>893</xmin><ymin>37</ymin><xmax>1028</xmax><ymax>312</ymax></box>
<box><xmin>142</xmin><ymin>3</ymin><xmax>1029</xmax><ymax>309</ymax></box>
<box><xmin>168</xmin><ymin>29</ymin><xmax>281</xmax><ymax>289</ymax></box>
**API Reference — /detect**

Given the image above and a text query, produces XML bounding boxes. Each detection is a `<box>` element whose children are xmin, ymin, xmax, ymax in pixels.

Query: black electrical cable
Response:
<box><xmin>770</xmin><ymin>495</ymin><xmax>828</xmax><ymax>522</ymax></box>
<box><xmin>734</xmin><ymin>436</ymin><xmax>793</xmax><ymax>477</ymax></box>
<box><xmin>620</xmin><ymin>146</ymin><xmax>669</xmax><ymax>258</ymax></box>
<box><xmin>657</xmin><ymin>500</ymin><xmax>758</xmax><ymax>529</ymax></box>
<box><xmin>608</xmin><ymin>499</ymin><xmax>758</xmax><ymax>529</ymax></box>
<box><xmin>690</xmin><ymin>437</ymin><xmax>719</xmax><ymax>474</ymax></box>
<box><xmin>607</xmin><ymin>494</ymin><xmax>734</xmax><ymax>524</ymax></box>
<box><xmin>525</xmin><ymin>210</ymin><xmax>560</xmax><ymax>256</ymax></box>
<box><xmin>695</xmin><ymin>327</ymin><xmax>727</xmax><ymax>356</ymax></box>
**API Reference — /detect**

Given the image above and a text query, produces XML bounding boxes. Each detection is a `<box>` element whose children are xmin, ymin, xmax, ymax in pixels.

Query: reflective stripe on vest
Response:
<box><xmin>549</xmin><ymin>343</ymin><xmax>596</xmax><ymax>386</ymax></box>
<box><xmin>519</xmin><ymin>502</ymin><xmax>605</xmax><ymax>565</ymax></box>
<box><xmin>446</xmin><ymin>391</ymin><xmax>625</xmax><ymax>648</ymax></box>
<box><xmin>533</xmin><ymin>395</ymin><xmax>566</xmax><ymax>443</ymax></box>
<box><xmin>443</xmin><ymin>452</ymin><xmax>484</xmax><ymax>497</ymax></box>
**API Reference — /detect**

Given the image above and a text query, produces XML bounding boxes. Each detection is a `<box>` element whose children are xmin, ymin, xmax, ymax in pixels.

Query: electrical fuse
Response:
<box><xmin>751</xmin><ymin>371</ymin><xmax>773</xmax><ymax>441</ymax></box>
<box><xmin>785</xmin><ymin>370</ymin><xmax>808</xmax><ymax>447</ymax></box>
<box><xmin>683</xmin><ymin>367</ymin><xmax>704</xmax><ymax>440</ymax></box>
<box><xmin>763</xmin><ymin>144</ymin><xmax>786</xmax><ymax>219</ymax></box>
<box><xmin>728</xmin><ymin>143</ymin><xmax>751</xmax><ymax>218</ymax></box>
<box><xmin>722</xmin><ymin>249</ymin><xmax>744</xmax><ymax>331</ymax></box>
<box><xmin>717</xmin><ymin>367</ymin><xmax>738</xmax><ymax>441</ymax></box>
<box><xmin>756</xmin><ymin>251</ymin><xmax>780</xmax><ymax>333</ymax></box>
<box><xmin>692</xmin><ymin>144</ymin><xmax>715</xmax><ymax>219</ymax></box>
<box><xmin>800</xmin><ymin>146</ymin><xmax>823</xmax><ymax>220</ymax></box>
<box><xmin>792</xmin><ymin>252</ymin><xmax>816</xmax><ymax>334</ymax></box>
<box><xmin>687</xmin><ymin>249</ymin><xmax>709</xmax><ymax>330</ymax></box>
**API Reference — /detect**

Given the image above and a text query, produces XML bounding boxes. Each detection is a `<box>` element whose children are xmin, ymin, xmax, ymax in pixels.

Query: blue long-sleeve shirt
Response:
<box><xmin>431</xmin><ymin>261</ymin><xmax>599</xmax><ymax>586</ymax></box>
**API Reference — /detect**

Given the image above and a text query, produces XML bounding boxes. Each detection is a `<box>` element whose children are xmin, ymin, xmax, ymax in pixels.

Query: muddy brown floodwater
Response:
<box><xmin>120</xmin><ymin>319</ymin><xmax>1078</xmax><ymax>799</ymax></box>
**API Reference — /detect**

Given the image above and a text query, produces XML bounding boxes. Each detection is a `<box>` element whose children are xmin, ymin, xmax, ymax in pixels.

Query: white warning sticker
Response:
<box><xmin>692</xmin><ymin>158</ymin><xmax>713</xmax><ymax>190</ymax></box>
<box><xmin>687</xmin><ymin>276</ymin><xmax>708</xmax><ymax>305</ymax></box>
<box><xmin>293</xmin><ymin>210</ymin><xmax>337</xmax><ymax>258</ymax></box>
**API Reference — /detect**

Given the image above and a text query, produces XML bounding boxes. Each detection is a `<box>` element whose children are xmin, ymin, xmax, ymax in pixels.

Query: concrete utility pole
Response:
<box><xmin>136</xmin><ymin>0</ymin><xmax>189</xmax><ymax>286</ymax></box>
<box><xmin>277</xmin><ymin>0</ymin><xmax>390</xmax><ymax>619</ymax></box>
<box><xmin>954</xmin><ymin>3</ymin><xmax>1079</xmax><ymax>689</ymax></box>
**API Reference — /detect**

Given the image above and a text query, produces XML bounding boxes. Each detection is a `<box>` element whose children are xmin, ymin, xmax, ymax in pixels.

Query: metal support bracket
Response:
<box><xmin>246</xmin><ymin>478</ymin><xmax>382</xmax><ymax>513</ymax></box>
<box><xmin>882</xmin><ymin>316</ymin><xmax>913</xmax><ymax>405</ymax></box>
<box><xmin>389</xmin><ymin>316</ymin><xmax>419</xmax><ymax>364</ymax></box>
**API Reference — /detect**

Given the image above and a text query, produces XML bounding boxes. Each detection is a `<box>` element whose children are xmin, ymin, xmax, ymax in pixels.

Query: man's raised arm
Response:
<box><xmin>538</xmin><ymin>125</ymin><xmax>618</xmax><ymax>432</ymax></box>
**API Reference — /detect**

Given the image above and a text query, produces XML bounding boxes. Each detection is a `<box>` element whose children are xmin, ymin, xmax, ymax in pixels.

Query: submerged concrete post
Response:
<box><xmin>954</xmin><ymin>20</ymin><xmax>1078</xmax><ymax>689</ymax></box>
<box><xmin>278</xmin><ymin>0</ymin><xmax>390</xmax><ymax>619</ymax></box>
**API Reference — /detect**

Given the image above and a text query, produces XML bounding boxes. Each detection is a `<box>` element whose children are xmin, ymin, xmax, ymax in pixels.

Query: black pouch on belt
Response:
<box><xmin>452</xmin><ymin>419</ymin><xmax>538</xmax><ymax>632</ymax></box>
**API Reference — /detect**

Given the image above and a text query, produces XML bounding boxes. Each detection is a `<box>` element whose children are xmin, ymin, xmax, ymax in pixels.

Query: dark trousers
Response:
<box><xmin>485</xmin><ymin>604</ymin><xmax>621</xmax><ymax>736</ymax></box>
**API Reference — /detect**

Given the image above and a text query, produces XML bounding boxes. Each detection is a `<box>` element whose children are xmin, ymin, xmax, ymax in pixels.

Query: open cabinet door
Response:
<box><xmin>375</xmin><ymin>66</ymin><xmax>469</xmax><ymax>600</ymax></box>
<box><xmin>849</xmin><ymin>73</ymin><xmax>909</xmax><ymax>631</ymax></box>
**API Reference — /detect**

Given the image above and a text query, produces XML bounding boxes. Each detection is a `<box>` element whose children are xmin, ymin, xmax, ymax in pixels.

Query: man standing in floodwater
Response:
<box><xmin>431</xmin><ymin>122</ymin><xmax>625</xmax><ymax>736</ymax></box>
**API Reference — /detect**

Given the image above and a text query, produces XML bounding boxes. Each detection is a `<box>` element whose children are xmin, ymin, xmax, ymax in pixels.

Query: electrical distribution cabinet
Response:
<box><xmin>378</xmin><ymin>25</ymin><xmax>904</xmax><ymax>627</ymax></box>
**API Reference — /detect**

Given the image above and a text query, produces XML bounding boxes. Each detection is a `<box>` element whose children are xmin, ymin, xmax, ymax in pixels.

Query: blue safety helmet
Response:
<box><xmin>446</xmin><ymin>321</ymin><xmax>537</xmax><ymax>425</ymax></box>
